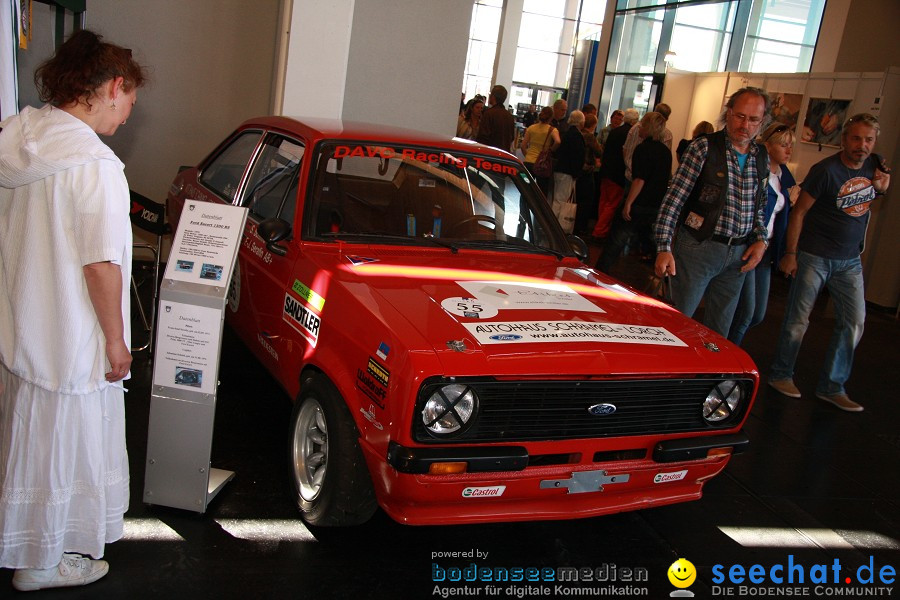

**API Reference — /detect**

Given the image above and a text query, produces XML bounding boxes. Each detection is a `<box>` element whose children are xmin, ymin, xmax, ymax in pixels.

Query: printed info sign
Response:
<box><xmin>463</xmin><ymin>321</ymin><xmax>687</xmax><ymax>346</ymax></box>
<box><xmin>165</xmin><ymin>200</ymin><xmax>246</xmax><ymax>287</ymax></box>
<box><xmin>153</xmin><ymin>301</ymin><xmax>223</xmax><ymax>395</ymax></box>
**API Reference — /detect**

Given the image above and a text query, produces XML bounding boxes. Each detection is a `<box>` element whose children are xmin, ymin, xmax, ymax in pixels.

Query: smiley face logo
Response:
<box><xmin>667</xmin><ymin>558</ymin><xmax>696</xmax><ymax>588</ymax></box>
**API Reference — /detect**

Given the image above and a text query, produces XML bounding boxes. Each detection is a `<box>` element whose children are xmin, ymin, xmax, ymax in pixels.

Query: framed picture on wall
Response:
<box><xmin>769</xmin><ymin>92</ymin><xmax>803</xmax><ymax>130</ymax></box>
<box><xmin>801</xmin><ymin>97</ymin><xmax>851</xmax><ymax>148</ymax></box>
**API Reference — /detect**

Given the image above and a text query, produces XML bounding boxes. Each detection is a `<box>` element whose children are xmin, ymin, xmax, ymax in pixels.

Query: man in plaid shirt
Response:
<box><xmin>653</xmin><ymin>87</ymin><xmax>770</xmax><ymax>337</ymax></box>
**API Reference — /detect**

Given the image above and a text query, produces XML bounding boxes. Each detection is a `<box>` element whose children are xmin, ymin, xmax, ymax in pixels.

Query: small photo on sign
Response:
<box><xmin>200</xmin><ymin>263</ymin><xmax>224</xmax><ymax>281</ymax></box>
<box><xmin>175</xmin><ymin>259</ymin><xmax>195</xmax><ymax>273</ymax></box>
<box><xmin>175</xmin><ymin>366</ymin><xmax>203</xmax><ymax>388</ymax></box>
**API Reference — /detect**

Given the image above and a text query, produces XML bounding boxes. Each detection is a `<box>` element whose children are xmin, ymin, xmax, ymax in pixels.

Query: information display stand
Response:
<box><xmin>143</xmin><ymin>200</ymin><xmax>247</xmax><ymax>512</ymax></box>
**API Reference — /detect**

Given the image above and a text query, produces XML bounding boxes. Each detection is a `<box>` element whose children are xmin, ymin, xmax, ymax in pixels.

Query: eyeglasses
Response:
<box><xmin>763</xmin><ymin>124</ymin><xmax>789</xmax><ymax>142</ymax></box>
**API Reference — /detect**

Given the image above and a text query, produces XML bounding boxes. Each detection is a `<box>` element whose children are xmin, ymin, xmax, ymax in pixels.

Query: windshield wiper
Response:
<box><xmin>320</xmin><ymin>231</ymin><xmax>458</xmax><ymax>253</ymax></box>
<box><xmin>454</xmin><ymin>238</ymin><xmax>565</xmax><ymax>259</ymax></box>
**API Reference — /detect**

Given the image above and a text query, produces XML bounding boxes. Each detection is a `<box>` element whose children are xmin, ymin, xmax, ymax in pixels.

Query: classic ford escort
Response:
<box><xmin>167</xmin><ymin>116</ymin><xmax>758</xmax><ymax>526</ymax></box>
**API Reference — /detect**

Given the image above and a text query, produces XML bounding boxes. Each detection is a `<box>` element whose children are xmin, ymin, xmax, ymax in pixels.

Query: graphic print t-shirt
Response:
<box><xmin>799</xmin><ymin>152</ymin><xmax>877</xmax><ymax>259</ymax></box>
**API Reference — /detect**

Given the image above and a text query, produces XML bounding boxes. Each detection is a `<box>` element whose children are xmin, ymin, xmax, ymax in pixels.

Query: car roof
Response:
<box><xmin>238</xmin><ymin>115</ymin><xmax>517</xmax><ymax>162</ymax></box>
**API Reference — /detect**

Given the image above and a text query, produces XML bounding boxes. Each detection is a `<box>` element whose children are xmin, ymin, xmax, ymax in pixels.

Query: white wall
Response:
<box><xmin>86</xmin><ymin>0</ymin><xmax>281</xmax><ymax>203</ymax></box>
<box><xmin>341</xmin><ymin>0</ymin><xmax>470</xmax><ymax>136</ymax></box>
<box><xmin>281</xmin><ymin>0</ymin><xmax>354</xmax><ymax>119</ymax></box>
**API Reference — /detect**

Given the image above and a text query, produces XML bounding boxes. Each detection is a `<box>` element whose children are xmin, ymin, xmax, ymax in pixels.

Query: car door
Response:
<box><xmin>235</xmin><ymin>133</ymin><xmax>306</xmax><ymax>377</ymax></box>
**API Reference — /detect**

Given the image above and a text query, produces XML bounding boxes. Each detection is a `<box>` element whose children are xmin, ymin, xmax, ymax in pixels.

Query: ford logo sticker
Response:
<box><xmin>489</xmin><ymin>334</ymin><xmax>522</xmax><ymax>341</ymax></box>
<box><xmin>588</xmin><ymin>403</ymin><xmax>617</xmax><ymax>416</ymax></box>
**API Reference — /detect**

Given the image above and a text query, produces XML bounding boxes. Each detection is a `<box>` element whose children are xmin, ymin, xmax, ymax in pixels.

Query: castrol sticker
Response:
<box><xmin>461</xmin><ymin>486</ymin><xmax>506</xmax><ymax>498</ymax></box>
<box><xmin>654</xmin><ymin>470</ymin><xmax>688</xmax><ymax>484</ymax></box>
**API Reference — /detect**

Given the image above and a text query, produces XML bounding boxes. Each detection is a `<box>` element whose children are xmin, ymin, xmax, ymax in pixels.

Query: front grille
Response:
<box><xmin>414</xmin><ymin>377</ymin><xmax>752</xmax><ymax>443</ymax></box>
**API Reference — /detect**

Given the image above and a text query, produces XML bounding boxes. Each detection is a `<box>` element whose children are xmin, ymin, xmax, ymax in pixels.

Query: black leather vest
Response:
<box><xmin>681</xmin><ymin>130</ymin><xmax>768</xmax><ymax>241</ymax></box>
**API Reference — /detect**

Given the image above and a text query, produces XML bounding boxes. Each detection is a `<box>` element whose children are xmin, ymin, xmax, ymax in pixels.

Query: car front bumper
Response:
<box><xmin>368</xmin><ymin>431</ymin><xmax>748</xmax><ymax>525</ymax></box>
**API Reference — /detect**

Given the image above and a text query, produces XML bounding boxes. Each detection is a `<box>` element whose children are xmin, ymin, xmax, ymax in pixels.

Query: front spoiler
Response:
<box><xmin>387</xmin><ymin>431</ymin><xmax>749</xmax><ymax>474</ymax></box>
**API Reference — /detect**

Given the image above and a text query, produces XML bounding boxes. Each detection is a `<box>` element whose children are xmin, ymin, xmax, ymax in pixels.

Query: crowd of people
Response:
<box><xmin>459</xmin><ymin>85</ymin><xmax>890</xmax><ymax>414</ymax></box>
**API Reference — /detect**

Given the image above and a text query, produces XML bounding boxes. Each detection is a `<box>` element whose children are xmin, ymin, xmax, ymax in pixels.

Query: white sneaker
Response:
<box><xmin>12</xmin><ymin>553</ymin><xmax>109</xmax><ymax>592</ymax></box>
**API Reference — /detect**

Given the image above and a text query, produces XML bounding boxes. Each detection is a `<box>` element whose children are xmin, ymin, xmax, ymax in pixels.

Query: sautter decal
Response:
<box><xmin>283</xmin><ymin>292</ymin><xmax>321</xmax><ymax>346</ymax></box>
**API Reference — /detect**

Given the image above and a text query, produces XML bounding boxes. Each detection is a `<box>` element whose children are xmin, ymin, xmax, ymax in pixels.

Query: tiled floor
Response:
<box><xmin>3</xmin><ymin>252</ymin><xmax>898</xmax><ymax>598</ymax></box>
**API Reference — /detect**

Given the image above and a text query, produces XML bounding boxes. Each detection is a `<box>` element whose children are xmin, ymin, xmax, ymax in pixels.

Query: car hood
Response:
<box><xmin>329</xmin><ymin>248</ymin><xmax>757</xmax><ymax>377</ymax></box>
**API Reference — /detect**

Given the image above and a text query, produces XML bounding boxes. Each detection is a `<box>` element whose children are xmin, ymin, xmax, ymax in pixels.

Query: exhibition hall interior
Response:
<box><xmin>1</xmin><ymin>0</ymin><xmax>898</xmax><ymax>597</ymax></box>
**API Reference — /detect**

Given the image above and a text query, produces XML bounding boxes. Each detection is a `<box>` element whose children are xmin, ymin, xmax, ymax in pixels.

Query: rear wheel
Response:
<box><xmin>289</xmin><ymin>374</ymin><xmax>377</xmax><ymax>526</ymax></box>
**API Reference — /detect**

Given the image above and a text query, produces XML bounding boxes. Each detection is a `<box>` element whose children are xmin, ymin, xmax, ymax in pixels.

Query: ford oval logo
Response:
<box><xmin>489</xmin><ymin>334</ymin><xmax>522</xmax><ymax>341</ymax></box>
<box><xmin>588</xmin><ymin>403</ymin><xmax>617</xmax><ymax>416</ymax></box>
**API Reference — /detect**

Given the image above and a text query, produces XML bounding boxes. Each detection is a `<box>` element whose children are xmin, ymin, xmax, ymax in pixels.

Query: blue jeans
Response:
<box><xmin>728</xmin><ymin>245</ymin><xmax>773</xmax><ymax>345</ymax></box>
<box><xmin>671</xmin><ymin>228</ymin><xmax>749</xmax><ymax>337</ymax></box>
<box><xmin>770</xmin><ymin>251</ymin><xmax>865</xmax><ymax>395</ymax></box>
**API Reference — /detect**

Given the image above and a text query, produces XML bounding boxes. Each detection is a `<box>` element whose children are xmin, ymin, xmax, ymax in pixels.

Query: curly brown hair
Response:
<box><xmin>35</xmin><ymin>29</ymin><xmax>147</xmax><ymax>109</ymax></box>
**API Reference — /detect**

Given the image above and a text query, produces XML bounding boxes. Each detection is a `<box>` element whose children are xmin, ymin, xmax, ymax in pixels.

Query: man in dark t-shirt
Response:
<box><xmin>769</xmin><ymin>113</ymin><xmax>891</xmax><ymax>412</ymax></box>
<box><xmin>475</xmin><ymin>84</ymin><xmax>515</xmax><ymax>152</ymax></box>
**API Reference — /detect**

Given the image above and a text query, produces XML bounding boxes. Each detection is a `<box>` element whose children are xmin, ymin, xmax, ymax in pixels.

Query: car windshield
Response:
<box><xmin>306</xmin><ymin>142</ymin><xmax>570</xmax><ymax>255</ymax></box>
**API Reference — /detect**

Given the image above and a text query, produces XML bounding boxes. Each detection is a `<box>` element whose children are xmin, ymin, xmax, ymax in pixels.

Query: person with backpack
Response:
<box><xmin>653</xmin><ymin>87</ymin><xmax>771</xmax><ymax>337</ymax></box>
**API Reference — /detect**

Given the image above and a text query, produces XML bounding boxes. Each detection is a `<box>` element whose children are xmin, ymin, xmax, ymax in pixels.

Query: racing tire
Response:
<box><xmin>289</xmin><ymin>374</ymin><xmax>377</xmax><ymax>527</ymax></box>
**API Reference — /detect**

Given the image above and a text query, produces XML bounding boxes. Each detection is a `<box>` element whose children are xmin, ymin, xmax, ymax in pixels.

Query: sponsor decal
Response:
<box><xmin>283</xmin><ymin>293</ymin><xmax>321</xmax><ymax>346</ymax></box>
<box><xmin>346</xmin><ymin>255</ymin><xmax>379</xmax><ymax>265</ymax></box>
<box><xmin>463</xmin><ymin>321</ymin><xmax>687</xmax><ymax>347</ymax></box>
<box><xmin>359</xmin><ymin>404</ymin><xmax>384</xmax><ymax>430</ymax></box>
<box><xmin>441</xmin><ymin>296</ymin><xmax>499</xmax><ymax>319</ymax></box>
<box><xmin>356</xmin><ymin>368</ymin><xmax>386</xmax><ymax>409</ymax></box>
<box><xmin>461</xmin><ymin>486</ymin><xmax>506</xmax><ymax>498</ymax></box>
<box><xmin>376</xmin><ymin>342</ymin><xmax>390</xmax><ymax>361</ymax></box>
<box><xmin>367</xmin><ymin>357</ymin><xmax>389</xmax><ymax>387</ymax></box>
<box><xmin>256</xmin><ymin>333</ymin><xmax>279</xmax><ymax>362</ymax></box>
<box><xmin>291</xmin><ymin>279</ymin><xmax>325</xmax><ymax>312</ymax></box>
<box><xmin>654</xmin><ymin>470</ymin><xmax>688</xmax><ymax>484</ymax></box>
<box><xmin>457</xmin><ymin>281</ymin><xmax>604</xmax><ymax>313</ymax></box>
<box><xmin>228</xmin><ymin>261</ymin><xmax>241</xmax><ymax>312</ymax></box>
<box><xmin>837</xmin><ymin>176</ymin><xmax>875</xmax><ymax>217</ymax></box>
<box><xmin>330</xmin><ymin>145</ymin><xmax>520</xmax><ymax>177</ymax></box>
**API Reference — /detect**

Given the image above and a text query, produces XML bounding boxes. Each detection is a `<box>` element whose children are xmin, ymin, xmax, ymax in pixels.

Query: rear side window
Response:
<box><xmin>199</xmin><ymin>131</ymin><xmax>262</xmax><ymax>201</ymax></box>
<box><xmin>241</xmin><ymin>135</ymin><xmax>305</xmax><ymax>223</ymax></box>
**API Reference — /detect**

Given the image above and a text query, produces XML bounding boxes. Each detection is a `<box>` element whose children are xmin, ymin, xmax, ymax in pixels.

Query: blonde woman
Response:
<box><xmin>521</xmin><ymin>106</ymin><xmax>560</xmax><ymax>196</ymax></box>
<box><xmin>728</xmin><ymin>122</ymin><xmax>796</xmax><ymax>344</ymax></box>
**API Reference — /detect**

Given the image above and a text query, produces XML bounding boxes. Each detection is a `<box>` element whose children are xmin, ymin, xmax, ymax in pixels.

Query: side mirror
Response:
<box><xmin>566</xmin><ymin>234</ymin><xmax>589</xmax><ymax>263</ymax></box>
<box><xmin>257</xmin><ymin>217</ymin><xmax>291</xmax><ymax>256</ymax></box>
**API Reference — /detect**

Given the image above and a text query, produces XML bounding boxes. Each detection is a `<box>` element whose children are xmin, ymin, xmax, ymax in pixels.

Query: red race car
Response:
<box><xmin>167</xmin><ymin>116</ymin><xmax>758</xmax><ymax>527</ymax></box>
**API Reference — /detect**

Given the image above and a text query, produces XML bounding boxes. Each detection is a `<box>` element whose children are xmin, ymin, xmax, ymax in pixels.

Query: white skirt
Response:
<box><xmin>0</xmin><ymin>364</ymin><xmax>129</xmax><ymax>569</ymax></box>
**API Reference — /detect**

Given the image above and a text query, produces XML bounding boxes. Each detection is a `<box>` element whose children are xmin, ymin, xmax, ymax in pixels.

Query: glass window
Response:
<box><xmin>463</xmin><ymin>1</ymin><xmax>502</xmax><ymax>100</ymax></box>
<box><xmin>741</xmin><ymin>0</ymin><xmax>825</xmax><ymax>73</ymax></box>
<box><xmin>616</xmin><ymin>0</ymin><xmax>666</xmax><ymax>9</ymax></box>
<box><xmin>523</xmin><ymin>0</ymin><xmax>567</xmax><ymax>18</ymax></box>
<box><xmin>199</xmin><ymin>131</ymin><xmax>262</xmax><ymax>202</ymax></box>
<box><xmin>606</xmin><ymin>9</ymin><xmax>663</xmax><ymax>73</ymax></box>
<box><xmin>241</xmin><ymin>135</ymin><xmax>305</xmax><ymax>224</ymax></box>
<box><xmin>308</xmin><ymin>143</ymin><xmax>568</xmax><ymax>254</ymax></box>
<box><xmin>668</xmin><ymin>2</ymin><xmax>735</xmax><ymax>73</ymax></box>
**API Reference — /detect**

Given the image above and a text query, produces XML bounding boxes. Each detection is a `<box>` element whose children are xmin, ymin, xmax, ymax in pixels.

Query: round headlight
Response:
<box><xmin>421</xmin><ymin>384</ymin><xmax>478</xmax><ymax>436</ymax></box>
<box><xmin>702</xmin><ymin>380</ymin><xmax>743</xmax><ymax>423</ymax></box>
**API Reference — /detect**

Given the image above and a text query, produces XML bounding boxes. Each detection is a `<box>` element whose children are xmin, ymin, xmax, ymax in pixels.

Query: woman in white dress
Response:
<box><xmin>0</xmin><ymin>29</ymin><xmax>146</xmax><ymax>592</ymax></box>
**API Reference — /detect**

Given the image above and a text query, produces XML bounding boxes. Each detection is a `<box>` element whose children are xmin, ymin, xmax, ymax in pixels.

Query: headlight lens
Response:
<box><xmin>422</xmin><ymin>384</ymin><xmax>478</xmax><ymax>436</ymax></box>
<box><xmin>702</xmin><ymin>380</ymin><xmax>743</xmax><ymax>423</ymax></box>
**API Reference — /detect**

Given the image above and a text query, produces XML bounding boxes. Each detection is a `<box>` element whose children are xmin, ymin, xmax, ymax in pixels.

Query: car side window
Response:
<box><xmin>241</xmin><ymin>135</ymin><xmax>305</xmax><ymax>223</ymax></box>
<box><xmin>199</xmin><ymin>131</ymin><xmax>263</xmax><ymax>201</ymax></box>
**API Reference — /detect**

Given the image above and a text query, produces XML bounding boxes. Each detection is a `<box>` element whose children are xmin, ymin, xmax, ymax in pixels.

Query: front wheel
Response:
<box><xmin>289</xmin><ymin>374</ymin><xmax>377</xmax><ymax>526</ymax></box>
